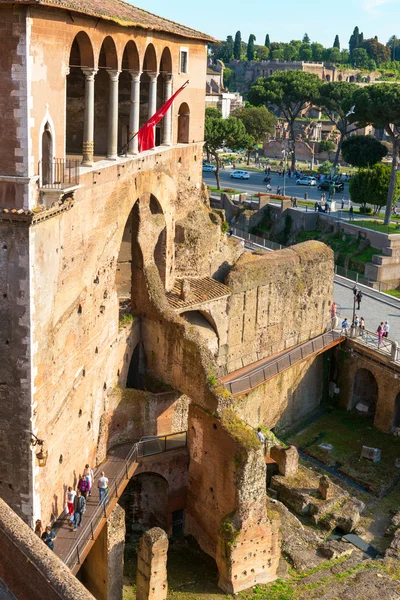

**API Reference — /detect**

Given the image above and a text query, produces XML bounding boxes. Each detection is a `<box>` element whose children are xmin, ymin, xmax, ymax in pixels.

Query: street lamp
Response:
<box><xmin>30</xmin><ymin>432</ymin><xmax>48</xmax><ymax>467</ymax></box>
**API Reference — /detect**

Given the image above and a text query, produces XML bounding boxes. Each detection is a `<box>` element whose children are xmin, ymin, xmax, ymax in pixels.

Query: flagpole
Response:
<box><xmin>119</xmin><ymin>80</ymin><xmax>189</xmax><ymax>156</ymax></box>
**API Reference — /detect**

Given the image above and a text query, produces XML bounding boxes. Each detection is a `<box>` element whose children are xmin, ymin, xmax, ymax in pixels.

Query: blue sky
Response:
<box><xmin>131</xmin><ymin>0</ymin><xmax>397</xmax><ymax>48</ymax></box>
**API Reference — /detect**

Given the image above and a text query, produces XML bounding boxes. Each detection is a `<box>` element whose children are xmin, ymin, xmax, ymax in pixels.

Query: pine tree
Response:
<box><xmin>303</xmin><ymin>33</ymin><xmax>310</xmax><ymax>44</ymax></box>
<box><xmin>333</xmin><ymin>35</ymin><xmax>340</xmax><ymax>50</ymax></box>
<box><xmin>247</xmin><ymin>34</ymin><xmax>256</xmax><ymax>61</ymax></box>
<box><xmin>349</xmin><ymin>26</ymin><xmax>360</xmax><ymax>55</ymax></box>
<box><xmin>265</xmin><ymin>34</ymin><xmax>270</xmax><ymax>48</ymax></box>
<box><xmin>233</xmin><ymin>31</ymin><xmax>242</xmax><ymax>60</ymax></box>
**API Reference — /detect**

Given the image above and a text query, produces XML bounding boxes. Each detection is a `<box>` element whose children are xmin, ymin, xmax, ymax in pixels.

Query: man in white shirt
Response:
<box><xmin>383</xmin><ymin>321</ymin><xmax>390</xmax><ymax>338</ymax></box>
<box><xmin>256</xmin><ymin>428</ymin><xmax>265</xmax><ymax>443</ymax></box>
<box><xmin>97</xmin><ymin>471</ymin><xmax>109</xmax><ymax>505</ymax></box>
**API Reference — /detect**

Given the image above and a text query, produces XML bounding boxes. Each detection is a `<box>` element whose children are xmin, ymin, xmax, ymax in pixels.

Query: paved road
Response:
<box><xmin>202</xmin><ymin>168</ymin><xmax>350</xmax><ymax>203</ymax></box>
<box><xmin>334</xmin><ymin>281</ymin><xmax>400</xmax><ymax>344</ymax></box>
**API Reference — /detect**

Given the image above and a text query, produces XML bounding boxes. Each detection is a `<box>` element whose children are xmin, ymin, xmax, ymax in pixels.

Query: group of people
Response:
<box><xmin>33</xmin><ymin>466</ymin><xmax>110</xmax><ymax>549</ymax></box>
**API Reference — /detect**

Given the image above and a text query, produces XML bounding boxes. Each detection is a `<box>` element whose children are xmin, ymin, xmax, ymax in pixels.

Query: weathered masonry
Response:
<box><xmin>0</xmin><ymin>1</ymin><xmax>336</xmax><ymax>598</ymax></box>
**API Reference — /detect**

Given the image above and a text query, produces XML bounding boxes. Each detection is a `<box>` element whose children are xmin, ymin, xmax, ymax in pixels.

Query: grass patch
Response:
<box><xmin>289</xmin><ymin>409</ymin><xmax>400</xmax><ymax>495</ymax></box>
<box><xmin>347</xmin><ymin>219</ymin><xmax>400</xmax><ymax>235</ymax></box>
<box><xmin>385</xmin><ymin>289</ymin><xmax>400</xmax><ymax>299</ymax></box>
<box><xmin>207</xmin><ymin>186</ymin><xmax>243</xmax><ymax>194</ymax></box>
<box><xmin>119</xmin><ymin>313</ymin><xmax>135</xmax><ymax>328</ymax></box>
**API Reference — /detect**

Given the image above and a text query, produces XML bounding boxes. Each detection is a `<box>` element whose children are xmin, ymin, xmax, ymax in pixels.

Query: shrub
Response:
<box><xmin>359</xmin><ymin>206</ymin><xmax>372</xmax><ymax>214</ymax></box>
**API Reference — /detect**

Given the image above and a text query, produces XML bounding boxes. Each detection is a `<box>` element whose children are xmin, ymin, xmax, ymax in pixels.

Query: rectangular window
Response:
<box><xmin>180</xmin><ymin>49</ymin><xmax>188</xmax><ymax>74</ymax></box>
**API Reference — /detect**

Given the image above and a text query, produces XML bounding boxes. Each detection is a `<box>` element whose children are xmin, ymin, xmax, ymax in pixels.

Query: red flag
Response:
<box><xmin>138</xmin><ymin>81</ymin><xmax>188</xmax><ymax>152</ymax></box>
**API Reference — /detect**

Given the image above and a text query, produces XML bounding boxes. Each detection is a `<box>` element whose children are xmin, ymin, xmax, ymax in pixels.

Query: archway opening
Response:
<box><xmin>118</xmin><ymin>42</ymin><xmax>140</xmax><ymax>152</ymax></box>
<box><xmin>41</xmin><ymin>123</ymin><xmax>53</xmax><ymax>185</ymax></box>
<box><xmin>66</xmin><ymin>32</ymin><xmax>94</xmax><ymax>156</ymax></box>
<box><xmin>177</xmin><ymin>102</ymin><xmax>190</xmax><ymax>143</ymax></box>
<box><xmin>181</xmin><ymin>311</ymin><xmax>219</xmax><ymax>353</ymax></box>
<box><xmin>119</xmin><ymin>472</ymin><xmax>169</xmax><ymax>546</ymax></box>
<box><xmin>115</xmin><ymin>202</ymin><xmax>141</xmax><ymax>318</ymax></box>
<box><xmin>94</xmin><ymin>36</ymin><xmax>118</xmax><ymax>156</ymax></box>
<box><xmin>393</xmin><ymin>393</ymin><xmax>400</xmax><ymax>430</ymax></box>
<box><xmin>351</xmin><ymin>368</ymin><xmax>378</xmax><ymax>417</ymax></box>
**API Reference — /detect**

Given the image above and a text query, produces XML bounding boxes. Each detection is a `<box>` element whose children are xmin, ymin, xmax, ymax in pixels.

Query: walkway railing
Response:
<box><xmin>222</xmin><ymin>328</ymin><xmax>343</xmax><ymax>396</ymax></box>
<box><xmin>38</xmin><ymin>158</ymin><xmax>80</xmax><ymax>189</ymax></box>
<box><xmin>231</xmin><ymin>227</ymin><xmax>284</xmax><ymax>251</ymax></box>
<box><xmin>63</xmin><ymin>431</ymin><xmax>187</xmax><ymax>571</ymax></box>
<box><xmin>335</xmin><ymin>265</ymin><xmax>392</xmax><ymax>293</ymax></box>
<box><xmin>350</xmin><ymin>328</ymin><xmax>398</xmax><ymax>361</ymax></box>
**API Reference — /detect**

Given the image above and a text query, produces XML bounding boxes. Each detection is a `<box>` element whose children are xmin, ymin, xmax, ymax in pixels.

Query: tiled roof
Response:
<box><xmin>4</xmin><ymin>0</ymin><xmax>214</xmax><ymax>41</ymax></box>
<box><xmin>166</xmin><ymin>277</ymin><xmax>231</xmax><ymax>311</ymax></box>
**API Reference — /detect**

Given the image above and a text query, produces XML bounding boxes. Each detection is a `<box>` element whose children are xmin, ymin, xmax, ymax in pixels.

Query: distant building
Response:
<box><xmin>206</xmin><ymin>59</ymin><xmax>244</xmax><ymax>117</ymax></box>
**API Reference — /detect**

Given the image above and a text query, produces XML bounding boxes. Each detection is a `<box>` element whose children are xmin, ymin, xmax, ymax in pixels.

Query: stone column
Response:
<box><xmin>136</xmin><ymin>528</ymin><xmax>168</xmax><ymax>600</ymax></box>
<box><xmin>162</xmin><ymin>73</ymin><xmax>173</xmax><ymax>146</ymax></box>
<box><xmin>128</xmin><ymin>71</ymin><xmax>141</xmax><ymax>155</ymax></box>
<box><xmin>81</xmin><ymin>68</ymin><xmax>97</xmax><ymax>166</ymax></box>
<box><xmin>107</xmin><ymin>70</ymin><xmax>120</xmax><ymax>160</ymax></box>
<box><xmin>148</xmin><ymin>72</ymin><xmax>159</xmax><ymax>119</ymax></box>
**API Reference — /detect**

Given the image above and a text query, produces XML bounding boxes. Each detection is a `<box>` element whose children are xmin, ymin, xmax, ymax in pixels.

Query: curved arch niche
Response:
<box><xmin>350</xmin><ymin>368</ymin><xmax>378</xmax><ymax>417</ymax></box>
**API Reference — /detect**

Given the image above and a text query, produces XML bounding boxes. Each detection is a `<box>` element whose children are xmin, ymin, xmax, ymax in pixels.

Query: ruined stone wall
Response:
<box><xmin>0</xmin><ymin>220</ymin><xmax>33</xmax><ymax>522</ymax></box>
<box><xmin>186</xmin><ymin>404</ymin><xmax>280</xmax><ymax>594</ymax></box>
<box><xmin>0</xmin><ymin>5</ymin><xmax>31</xmax><ymax>209</ymax></box>
<box><xmin>223</xmin><ymin>241</ymin><xmax>334</xmax><ymax>371</ymax></box>
<box><xmin>234</xmin><ymin>355</ymin><xmax>324</xmax><ymax>430</ymax></box>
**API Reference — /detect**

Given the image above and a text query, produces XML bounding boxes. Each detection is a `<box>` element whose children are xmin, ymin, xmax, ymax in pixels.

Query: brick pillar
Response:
<box><xmin>79</xmin><ymin>504</ymin><xmax>125</xmax><ymax>600</ymax></box>
<box><xmin>136</xmin><ymin>528</ymin><xmax>168</xmax><ymax>600</ymax></box>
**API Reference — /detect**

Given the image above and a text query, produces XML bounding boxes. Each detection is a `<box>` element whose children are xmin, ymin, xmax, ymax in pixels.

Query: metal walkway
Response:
<box><xmin>221</xmin><ymin>330</ymin><xmax>344</xmax><ymax>396</ymax></box>
<box><xmin>53</xmin><ymin>431</ymin><xmax>187</xmax><ymax>574</ymax></box>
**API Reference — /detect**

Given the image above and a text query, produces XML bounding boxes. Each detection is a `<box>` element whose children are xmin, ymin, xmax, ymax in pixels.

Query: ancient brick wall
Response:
<box><xmin>223</xmin><ymin>242</ymin><xmax>334</xmax><ymax>371</ymax></box>
<box><xmin>136</xmin><ymin>528</ymin><xmax>168</xmax><ymax>600</ymax></box>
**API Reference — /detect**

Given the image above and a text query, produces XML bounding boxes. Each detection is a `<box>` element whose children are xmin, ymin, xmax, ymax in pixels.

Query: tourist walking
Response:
<box><xmin>349</xmin><ymin>205</ymin><xmax>354</xmax><ymax>220</ymax></box>
<box><xmin>360</xmin><ymin>316</ymin><xmax>365</xmax><ymax>336</ymax></box>
<box><xmin>34</xmin><ymin>519</ymin><xmax>43</xmax><ymax>538</ymax></box>
<box><xmin>341</xmin><ymin>318</ymin><xmax>349</xmax><ymax>335</ymax></box>
<box><xmin>356</xmin><ymin>290</ymin><xmax>362</xmax><ymax>310</ymax></box>
<box><xmin>97</xmin><ymin>471</ymin><xmax>109</xmax><ymax>505</ymax></box>
<box><xmin>277</xmin><ymin>186</ymin><xmax>281</xmax><ymax>195</ymax></box>
<box><xmin>77</xmin><ymin>474</ymin><xmax>90</xmax><ymax>498</ymax></box>
<box><xmin>256</xmin><ymin>427</ymin><xmax>265</xmax><ymax>443</ymax></box>
<box><xmin>66</xmin><ymin>486</ymin><xmax>76</xmax><ymax>521</ymax></box>
<box><xmin>383</xmin><ymin>320</ymin><xmax>390</xmax><ymax>338</ymax></box>
<box><xmin>83</xmin><ymin>464</ymin><xmax>94</xmax><ymax>496</ymax></box>
<box><xmin>341</xmin><ymin>198</ymin><xmax>345</xmax><ymax>209</ymax></box>
<box><xmin>41</xmin><ymin>525</ymin><xmax>57</xmax><ymax>551</ymax></box>
<box><xmin>377</xmin><ymin>322</ymin><xmax>384</xmax><ymax>346</ymax></box>
<box><xmin>331</xmin><ymin>302</ymin><xmax>337</xmax><ymax>319</ymax></box>
<box><xmin>72</xmin><ymin>490</ymin><xmax>86</xmax><ymax>531</ymax></box>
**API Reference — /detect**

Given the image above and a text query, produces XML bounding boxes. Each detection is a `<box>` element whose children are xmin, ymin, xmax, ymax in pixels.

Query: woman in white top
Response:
<box><xmin>66</xmin><ymin>486</ymin><xmax>76</xmax><ymax>520</ymax></box>
<box><xmin>83</xmin><ymin>464</ymin><xmax>94</xmax><ymax>496</ymax></box>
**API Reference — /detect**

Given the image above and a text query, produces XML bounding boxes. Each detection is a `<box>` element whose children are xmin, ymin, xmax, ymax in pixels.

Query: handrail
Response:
<box><xmin>38</xmin><ymin>158</ymin><xmax>80</xmax><ymax>189</ymax></box>
<box><xmin>63</xmin><ymin>431</ymin><xmax>187</xmax><ymax>570</ymax></box>
<box><xmin>218</xmin><ymin>316</ymin><xmax>338</xmax><ymax>378</ymax></box>
<box><xmin>223</xmin><ymin>329</ymin><xmax>343</xmax><ymax>395</ymax></box>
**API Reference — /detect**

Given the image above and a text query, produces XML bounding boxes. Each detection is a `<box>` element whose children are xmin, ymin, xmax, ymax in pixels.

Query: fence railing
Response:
<box><xmin>38</xmin><ymin>158</ymin><xmax>80</xmax><ymax>189</ymax></box>
<box><xmin>223</xmin><ymin>329</ymin><xmax>343</xmax><ymax>395</ymax></box>
<box><xmin>63</xmin><ymin>431</ymin><xmax>187</xmax><ymax>570</ymax></box>
<box><xmin>334</xmin><ymin>265</ymin><xmax>393</xmax><ymax>293</ymax></box>
<box><xmin>218</xmin><ymin>317</ymin><xmax>338</xmax><ymax>378</ymax></box>
<box><xmin>230</xmin><ymin>227</ymin><xmax>284</xmax><ymax>251</ymax></box>
<box><xmin>349</xmin><ymin>327</ymin><xmax>398</xmax><ymax>360</ymax></box>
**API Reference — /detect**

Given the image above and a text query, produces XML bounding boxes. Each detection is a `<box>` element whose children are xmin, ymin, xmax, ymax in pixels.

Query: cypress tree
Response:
<box><xmin>265</xmin><ymin>34</ymin><xmax>270</xmax><ymax>48</ymax></box>
<box><xmin>247</xmin><ymin>34</ymin><xmax>256</xmax><ymax>61</ymax></box>
<box><xmin>233</xmin><ymin>31</ymin><xmax>242</xmax><ymax>60</ymax></box>
<box><xmin>333</xmin><ymin>35</ymin><xmax>340</xmax><ymax>49</ymax></box>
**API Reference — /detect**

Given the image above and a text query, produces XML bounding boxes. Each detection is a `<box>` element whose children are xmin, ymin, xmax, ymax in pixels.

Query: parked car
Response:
<box><xmin>202</xmin><ymin>164</ymin><xmax>216</xmax><ymax>172</ymax></box>
<box><xmin>230</xmin><ymin>170</ymin><xmax>250</xmax><ymax>179</ymax></box>
<box><xmin>296</xmin><ymin>176</ymin><xmax>316</xmax><ymax>186</ymax></box>
<box><xmin>318</xmin><ymin>179</ymin><xmax>344</xmax><ymax>192</ymax></box>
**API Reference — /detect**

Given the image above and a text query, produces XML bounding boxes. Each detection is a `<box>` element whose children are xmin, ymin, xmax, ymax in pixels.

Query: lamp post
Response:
<box><xmin>30</xmin><ymin>432</ymin><xmax>48</xmax><ymax>467</ymax></box>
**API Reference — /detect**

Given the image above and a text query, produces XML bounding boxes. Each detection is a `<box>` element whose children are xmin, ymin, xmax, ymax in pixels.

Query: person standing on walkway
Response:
<box><xmin>98</xmin><ymin>471</ymin><xmax>109</xmax><ymax>505</ymax></box>
<box><xmin>383</xmin><ymin>320</ymin><xmax>390</xmax><ymax>338</ymax></box>
<box><xmin>83</xmin><ymin>464</ymin><xmax>94</xmax><ymax>497</ymax></box>
<box><xmin>360</xmin><ymin>316</ymin><xmax>365</xmax><ymax>336</ymax></box>
<box><xmin>41</xmin><ymin>525</ymin><xmax>57</xmax><ymax>550</ymax></box>
<box><xmin>341</xmin><ymin>318</ymin><xmax>349</xmax><ymax>335</ymax></box>
<box><xmin>77</xmin><ymin>474</ymin><xmax>90</xmax><ymax>498</ymax></box>
<box><xmin>277</xmin><ymin>186</ymin><xmax>281</xmax><ymax>195</ymax></box>
<box><xmin>72</xmin><ymin>490</ymin><xmax>86</xmax><ymax>531</ymax></box>
<box><xmin>34</xmin><ymin>519</ymin><xmax>43</xmax><ymax>538</ymax></box>
<box><xmin>66</xmin><ymin>486</ymin><xmax>76</xmax><ymax>522</ymax></box>
<box><xmin>356</xmin><ymin>290</ymin><xmax>362</xmax><ymax>310</ymax></box>
<box><xmin>256</xmin><ymin>428</ymin><xmax>265</xmax><ymax>443</ymax></box>
<box><xmin>341</xmin><ymin>198</ymin><xmax>345</xmax><ymax>209</ymax></box>
<box><xmin>331</xmin><ymin>302</ymin><xmax>337</xmax><ymax>320</ymax></box>
<box><xmin>377</xmin><ymin>322</ymin><xmax>384</xmax><ymax>346</ymax></box>
<box><xmin>349</xmin><ymin>205</ymin><xmax>354</xmax><ymax>220</ymax></box>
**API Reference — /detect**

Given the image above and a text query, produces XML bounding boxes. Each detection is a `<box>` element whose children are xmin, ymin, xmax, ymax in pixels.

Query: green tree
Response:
<box><xmin>233</xmin><ymin>31</ymin><xmax>242</xmax><ymax>60</ymax></box>
<box><xmin>341</xmin><ymin>49</ymin><xmax>350</xmax><ymax>63</ymax></box>
<box><xmin>247</xmin><ymin>34</ymin><xmax>256</xmax><ymax>61</ymax></box>
<box><xmin>223</xmin><ymin>67</ymin><xmax>235</xmax><ymax>88</ymax></box>
<box><xmin>318</xmin><ymin>160</ymin><xmax>334</xmax><ymax>175</ymax></box>
<box><xmin>265</xmin><ymin>34</ymin><xmax>270</xmax><ymax>48</ymax></box>
<box><xmin>326</xmin><ymin>47</ymin><xmax>342</xmax><ymax>63</ymax></box>
<box><xmin>248</xmin><ymin>70</ymin><xmax>321</xmax><ymax>168</ymax></box>
<box><xmin>350</xmin><ymin>84</ymin><xmax>400</xmax><ymax>223</ymax></box>
<box><xmin>311</xmin><ymin>42</ymin><xmax>325</xmax><ymax>61</ymax></box>
<box><xmin>387</xmin><ymin>35</ymin><xmax>400</xmax><ymax>61</ymax></box>
<box><xmin>319</xmin><ymin>139</ymin><xmax>336</xmax><ymax>160</ymax></box>
<box><xmin>209</xmin><ymin>38</ymin><xmax>233</xmax><ymax>64</ymax></box>
<box><xmin>284</xmin><ymin>45</ymin><xmax>298</xmax><ymax>61</ymax></box>
<box><xmin>231</xmin><ymin>106</ymin><xmax>277</xmax><ymax>163</ymax></box>
<box><xmin>349</xmin><ymin>26</ymin><xmax>362</xmax><ymax>55</ymax></box>
<box><xmin>349</xmin><ymin>163</ymin><xmax>400</xmax><ymax>213</ymax></box>
<box><xmin>352</xmin><ymin>47</ymin><xmax>369</xmax><ymax>68</ymax></box>
<box><xmin>271</xmin><ymin>49</ymin><xmax>284</xmax><ymax>60</ymax></box>
<box><xmin>303</xmin><ymin>33</ymin><xmax>310</xmax><ymax>43</ymax></box>
<box><xmin>362</xmin><ymin>38</ymin><xmax>390</xmax><ymax>65</ymax></box>
<box><xmin>299</xmin><ymin>44</ymin><xmax>312</xmax><ymax>61</ymax></box>
<box><xmin>204</xmin><ymin>112</ymin><xmax>251</xmax><ymax>188</ymax></box>
<box><xmin>255</xmin><ymin>45</ymin><xmax>269</xmax><ymax>60</ymax></box>
<box><xmin>333</xmin><ymin>35</ymin><xmax>340</xmax><ymax>50</ymax></box>
<box><xmin>317</xmin><ymin>81</ymin><xmax>359</xmax><ymax>171</ymax></box>
<box><xmin>342</xmin><ymin>135</ymin><xmax>388</xmax><ymax>168</ymax></box>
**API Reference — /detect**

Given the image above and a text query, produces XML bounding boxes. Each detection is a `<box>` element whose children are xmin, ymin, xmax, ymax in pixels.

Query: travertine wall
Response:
<box><xmin>136</xmin><ymin>528</ymin><xmax>169</xmax><ymax>600</ymax></box>
<box><xmin>224</xmin><ymin>242</ymin><xmax>334</xmax><ymax>371</ymax></box>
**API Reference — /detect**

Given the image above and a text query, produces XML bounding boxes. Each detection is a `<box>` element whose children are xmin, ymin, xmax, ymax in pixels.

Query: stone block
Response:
<box><xmin>318</xmin><ymin>475</ymin><xmax>333</xmax><ymax>500</ymax></box>
<box><xmin>136</xmin><ymin>528</ymin><xmax>168</xmax><ymax>600</ymax></box>
<box><xmin>360</xmin><ymin>446</ymin><xmax>381</xmax><ymax>462</ymax></box>
<box><xmin>318</xmin><ymin>540</ymin><xmax>353</xmax><ymax>560</ymax></box>
<box><xmin>270</xmin><ymin>445</ymin><xmax>299</xmax><ymax>477</ymax></box>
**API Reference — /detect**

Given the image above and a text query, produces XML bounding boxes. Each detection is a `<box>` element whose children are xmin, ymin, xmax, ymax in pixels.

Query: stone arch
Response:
<box><xmin>120</xmin><ymin>472</ymin><xmax>169</xmax><ymax>543</ymax></box>
<box><xmin>142</xmin><ymin>43</ymin><xmax>157</xmax><ymax>73</ymax></box>
<box><xmin>159</xmin><ymin>47</ymin><xmax>172</xmax><ymax>74</ymax></box>
<box><xmin>325</xmin><ymin>74</ymin><xmax>331</xmax><ymax>82</ymax></box>
<box><xmin>349</xmin><ymin>75</ymin><xmax>355</xmax><ymax>83</ymax></box>
<box><xmin>181</xmin><ymin>310</ymin><xmax>219</xmax><ymax>353</ymax></box>
<box><xmin>69</xmin><ymin>31</ymin><xmax>94</xmax><ymax>68</ymax></box>
<box><xmin>393</xmin><ymin>392</ymin><xmax>400</xmax><ymax>430</ymax></box>
<box><xmin>115</xmin><ymin>201</ymin><xmax>142</xmax><ymax>317</ymax></box>
<box><xmin>350</xmin><ymin>368</ymin><xmax>378</xmax><ymax>416</ymax></box>
<box><xmin>122</xmin><ymin>40</ymin><xmax>140</xmax><ymax>72</ymax></box>
<box><xmin>119</xmin><ymin>42</ymin><xmax>140</xmax><ymax>151</ymax></box>
<box><xmin>177</xmin><ymin>102</ymin><xmax>190</xmax><ymax>143</ymax></box>
<box><xmin>98</xmin><ymin>36</ymin><xmax>118</xmax><ymax>70</ymax></box>
<box><xmin>338</xmin><ymin>74</ymin><xmax>343</xmax><ymax>81</ymax></box>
